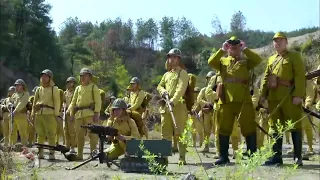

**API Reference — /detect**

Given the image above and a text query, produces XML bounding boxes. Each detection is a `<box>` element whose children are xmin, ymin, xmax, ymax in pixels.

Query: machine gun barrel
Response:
<box><xmin>306</xmin><ymin>69</ymin><xmax>320</xmax><ymax>80</ymax></box>
<box><xmin>81</xmin><ymin>124</ymin><xmax>119</xmax><ymax>136</ymax></box>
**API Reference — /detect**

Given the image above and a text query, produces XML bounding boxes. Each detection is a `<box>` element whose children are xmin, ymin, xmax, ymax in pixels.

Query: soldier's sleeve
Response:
<box><xmin>292</xmin><ymin>53</ymin><xmax>306</xmax><ymax>97</ymax></box>
<box><xmin>305</xmin><ymin>80</ymin><xmax>315</xmax><ymax>108</ymax></box>
<box><xmin>31</xmin><ymin>89</ymin><xmax>39</xmax><ymax>117</ymax></box>
<box><xmin>53</xmin><ymin>87</ymin><xmax>60</xmax><ymax>116</ymax></box>
<box><xmin>205</xmin><ymin>87</ymin><xmax>218</xmax><ymax>103</ymax></box>
<box><xmin>243</xmin><ymin>48</ymin><xmax>262</xmax><ymax>69</ymax></box>
<box><xmin>171</xmin><ymin>70</ymin><xmax>189</xmax><ymax>106</ymax></box>
<box><xmin>208</xmin><ymin>49</ymin><xmax>225</xmax><ymax>71</ymax></box>
<box><xmin>157</xmin><ymin>73</ymin><xmax>167</xmax><ymax>95</ymax></box>
<box><xmin>197</xmin><ymin>89</ymin><xmax>207</xmax><ymax>108</ymax></box>
<box><xmin>128</xmin><ymin>91</ymin><xmax>145</xmax><ymax>111</ymax></box>
<box><xmin>105</xmin><ymin>119</ymin><xmax>113</xmax><ymax>126</ymax></box>
<box><xmin>67</xmin><ymin>86</ymin><xmax>79</xmax><ymax>115</ymax></box>
<box><xmin>123</xmin><ymin>118</ymin><xmax>140</xmax><ymax>140</ymax></box>
<box><xmin>93</xmin><ymin>85</ymin><xmax>102</xmax><ymax>113</ymax></box>
<box><xmin>260</xmin><ymin>58</ymin><xmax>271</xmax><ymax>98</ymax></box>
<box><xmin>14</xmin><ymin>92</ymin><xmax>29</xmax><ymax>112</ymax></box>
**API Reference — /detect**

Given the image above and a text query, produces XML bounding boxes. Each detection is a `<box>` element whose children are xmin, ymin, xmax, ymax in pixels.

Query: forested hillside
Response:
<box><xmin>0</xmin><ymin>0</ymin><xmax>319</xmax><ymax>97</ymax></box>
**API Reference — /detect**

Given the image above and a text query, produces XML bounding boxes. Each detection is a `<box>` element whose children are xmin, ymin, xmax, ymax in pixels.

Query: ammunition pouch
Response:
<box><xmin>74</xmin><ymin>103</ymin><xmax>95</xmax><ymax>113</ymax></box>
<box><xmin>267</xmin><ymin>75</ymin><xmax>293</xmax><ymax>89</ymax></box>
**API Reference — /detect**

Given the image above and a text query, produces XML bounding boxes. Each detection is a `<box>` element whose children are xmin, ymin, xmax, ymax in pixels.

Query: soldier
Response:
<box><xmin>67</xmin><ymin>68</ymin><xmax>101</xmax><ymax>160</ymax></box>
<box><xmin>208</xmin><ymin>36</ymin><xmax>262</xmax><ymax>165</ymax></box>
<box><xmin>1</xmin><ymin>86</ymin><xmax>16</xmax><ymax>147</ymax></box>
<box><xmin>126</xmin><ymin>77</ymin><xmax>148</xmax><ymax>139</ymax></box>
<box><xmin>31</xmin><ymin>69</ymin><xmax>60</xmax><ymax>160</ymax></box>
<box><xmin>103</xmin><ymin>98</ymin><xmax>140</xmax><ymax>160</ymax></box>
<box><xmin>191</xmin><ymin>86</ymin><xmax>204</xmax><ymax>148</ymax></box>
<box><xmin>27</xmin><ymin>86</ymin><xmax>38</xmax><ymax>147</ymax></box>
<box><xmin>194</xmin><ymin>71</ymin><xmax>216</xmax><ymax>152</ymax></box>
<box><xmin>260</xmin><ymin>32</ymin><xmax>305</xmax><ymax>166</ymax></box>
<box><xmin>8</xmin><ymin>79</ymin><xmax>30</xmax><ymax>147</ymax></box>
<box><xmin>157</xmin><ymin>48</ymin><xmax>189</xmax><ymax>165</ymax></box>
<box><xmin>64</xmin><ymin>77</ymin><xmax>77</xmax><ymax>153</ymax></box>
<box><xmin>56</xmin><ymin>89</ymin><xmax>65</xmax><ymax>145</ymax></box>
<box><xmin>105</xmin><ymin>96</ymin><xmax>116</xmax><ymax>119</ymax></box>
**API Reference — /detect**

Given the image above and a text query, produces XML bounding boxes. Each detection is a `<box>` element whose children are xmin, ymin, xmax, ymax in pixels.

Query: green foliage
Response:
<box><xmin>0</xmin><ymin>2</ymin><xmax>319</xmax><ymax>96</ymax></box>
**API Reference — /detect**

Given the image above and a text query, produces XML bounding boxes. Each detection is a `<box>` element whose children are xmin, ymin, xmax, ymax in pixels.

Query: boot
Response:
<box><xmin>201</xmin><ymin>144</ymin><xmax>209</xmax><ymax>153</ymax></box>
<box><xmin>214</xmin><ymin>135</ymin><xmax>230</xmax><ymax>165</ymax></box>
<box><xmin>245</xmin><ymin>133</ymin><xmax>257</xmax><ymax>157</ymax></box>
<box><xmin>265</xmin><ymin>134</ymin><xmax>283</xmax><ymax>166</ymax></box>
<box><xmin>291</xmin><ymin>131</ymin><xmax>303</xmax><ymax>166</ymax></box>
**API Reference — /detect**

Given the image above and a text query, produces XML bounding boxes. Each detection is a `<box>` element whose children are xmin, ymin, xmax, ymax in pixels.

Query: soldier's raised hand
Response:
<box><xmin>240</xmin><ymin>41</ymin><xmax>247</xmax><ymax>51</ymax></box>
<box><xmin>222</xmin><ymin>41</ymin><xmax>229</xmax><ymax>51</ymax></box>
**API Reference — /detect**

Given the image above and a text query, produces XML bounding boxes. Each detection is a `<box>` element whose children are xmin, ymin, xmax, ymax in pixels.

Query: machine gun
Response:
<box><xmin>66</xmin><ymin>124</ymin><xmax>120</xmax><ymax>170</ymax></box>
<box><xmin>35</xmin><ymin>143</ymin><xmax>77</xmax><ymax>161</ymax></box>
<box><xmin>306</xmin><ymin>69</ymin><xmax>320</xmax><ymax>80</ymax></box>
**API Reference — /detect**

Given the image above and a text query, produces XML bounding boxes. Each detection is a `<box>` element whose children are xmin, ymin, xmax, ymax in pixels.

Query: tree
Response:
<box><xmin>159</xmin><ymin>16</ymin><xmax>176</xmax><ymax>52</ymax></box>
<box><xmin>230</xmin><ymin>10</ymin><xmax>246</xmax><ymax>32</ymax></box>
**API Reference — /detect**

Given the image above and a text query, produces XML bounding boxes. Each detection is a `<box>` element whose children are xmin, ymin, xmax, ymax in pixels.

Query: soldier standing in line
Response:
<box><xmin>0</xmin><ymin>86</ymin><xmax>15</xmax><ymax>147</ymax></box>
<box><xmin>31</xmin><ymin>69</ymin><xmax>60</xmax><ymax>160</ymax></box>
<box><xmin>67</xmin><ymin>68</ymin><xmax>101</xmax><ymax>160</ymax></box>
<box><xmin>260</xmin><ymin>32</ymin><xmax>305</xmax><ymax>166</ymax></box>
<box><xmin>157</xmin><ymin>48</ymin><xmax>189</xmax><ymax>165</ymax></box>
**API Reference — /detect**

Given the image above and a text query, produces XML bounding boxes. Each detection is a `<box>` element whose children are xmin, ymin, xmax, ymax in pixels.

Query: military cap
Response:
<box><xmin>8</xmin><ymin>86</ymin><xmax>15</xmax><ymax>91</ymax></box>
<box><xmin>194</xmin><ymin>87</ymin><xmax>201</xmax><ymax>93</ymax></box>
<box><xmin>273</xmin><ymin>32</ymin><xmax>287</xmax><ymax>40</ymax></box>
<box><xmin>130</xmin><ymin>77</ymin><xmax>140</xmax><ymax>84</ymax></box>
<box><xmin>41</xmin><ymin>69</ymin><xmax>53</xmax><ymax>78</ymax></box>
<box><xmin>66</xmin><ymin>77</ymin><xmax>76</xmax><ymax>83</ymax></box>
<box><xmin>227</xmin><ymin>36</ymin><xmax>241</xmax><ymax>45</ymax></box>
<box><xmin>206</xmin><ymin>71</ymin><xmax>215</xmax><ymax>78</ymax></box>
<box><xmin>79</xmin><ymin>68</ymin><xmax>93</xmax><ymax>76</ymax></box>
<box><xmin>167</xmin><ymin>48</ymin><xmax>182</xmax><ymax>57</ymax></box>
<box><xmin>111</xmin><ymin>98</ymin><xmax>127</xmax><ymax>109</ymax></box>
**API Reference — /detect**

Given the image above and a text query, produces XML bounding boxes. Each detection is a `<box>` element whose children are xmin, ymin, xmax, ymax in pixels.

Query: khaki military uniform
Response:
<box><xmin>68</xmin><ymin>83</ymin><xmax>101</xmax><ymax>159</ymax></box>
<box><xmin>1</xmin><ymin>97</ymin><xmax>11</xmax><ymax>146</ymax></box>
<box><xmin>28</xmin><ymin>96</ymin><xmax>36</xmax><ymax>146</ymax></box>
<box><xmin>9</xmin><ymin>91</ymin><xmax>29</xmax><ymax>146</ymax></box>
<box><xmin>103</xmin><ymin>114</ymin><xmax>140</xmax><ymax>160</ymax></box>
<box><xmin>127</xmin><ymin>89</ymin><xmax>148</xmax><ymax>138</ymax></box>
<box><xmin>157</xmin><ymin>66</ymin><xmax>189</xmax><ymax>163</ymax></box>
<box><xmin>191</xmin><ymin>91</ymin><xmax>204</xmax><ymax>148</ymax></box>
<box><xmin>56</xmin><ymin>89</ymin><xmax>65</xmax><ymax>144</ymax></box>
<box><xmin>31</xmin><ymin>80</ymin><xmax>60</xmax><ymax>157</ymax></box>
<box><xmin>64</xmin><ymin>89</ymin><xmax>77</xmax><ymax>149</ymax></box>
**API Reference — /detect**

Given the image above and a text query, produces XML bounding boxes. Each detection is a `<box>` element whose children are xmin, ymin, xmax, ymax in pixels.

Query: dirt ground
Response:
<box><xmin>6</xmin><ymin>133</ymin><xmax>320</xmax><ymax>180</ymax></box>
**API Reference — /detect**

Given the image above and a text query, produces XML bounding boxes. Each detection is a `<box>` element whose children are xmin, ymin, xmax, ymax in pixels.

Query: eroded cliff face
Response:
<box><xmin>0</xmin><ymin>62</ymin><xmax>39</xmax><ymax>98</ymax></box>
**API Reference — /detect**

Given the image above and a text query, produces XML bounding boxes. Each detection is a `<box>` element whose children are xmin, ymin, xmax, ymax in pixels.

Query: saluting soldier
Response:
<box><xmin>67</xmin><ymin>68</ymin><xmax>101</xmax><ymax>160</ymax></box>
<box><xmin>8</xmin><ymin>79</ymin><xmax>30</xmax><ymax>147</ymax></box>
<box><xmin>260</xmin><ymin>32</ymin><xmax>305</xmax><ymax>166</ymax></box>
<box><xmin>208</xmin><ymin>36</ymin><xmax>262</xmax><ymax>165</ymax></box>
<box><xmin>157</xmin><ymin>48</ymin><xmax>189</xmax><ymax>165</ymax></box>
<box><xmin>31</xmin><ymin>69</ymin><xmax>60</xmax><ymax>160</ymax></box>
<box><xmin>1</xmin><ymin>86</ymin><xmax>15</xmax><ymax>147</ymax></box>
<box><xmin>64</xmin><ymin>77</ymin><xmax>77</xmax><ymax>153</ymax></box>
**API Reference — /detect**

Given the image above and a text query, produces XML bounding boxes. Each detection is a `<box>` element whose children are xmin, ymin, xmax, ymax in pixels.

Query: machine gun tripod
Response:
<box><xmin>66</xmin><ymin>124</ymin><xmax>120</xmax><ymax>170</ymax></box>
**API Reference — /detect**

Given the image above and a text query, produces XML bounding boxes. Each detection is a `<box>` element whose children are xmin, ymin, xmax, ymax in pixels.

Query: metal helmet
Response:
<box><xmin>130</xmin><ymin>77</ymin><xmax>140</xmax><ymax>84</ymax></box>
<box><xmin>14</xmin><ymin>79</ymin><xmax>26</xmax><ymax>85</ymax></box>
<box><xmin>8</xmin><ymin>86</ymin><xmax>15</xmax><ymax>91</ymax></box>
<box><xmin>66</xmin><ymin>77</ymin><xmax>76</xmax><ymax>83</ymax></box>
<box><xmin>79</xmin><ymin>68</ymin><xmax>93</xmax><ymax>76</ymax></box>
<box><xmin>194</xmin><ymin>87</ymin><xmax>201</xmax><ymax>93</ymax></box>
<box><xmin>167</xmin><ymin>48</ymin><xmax>182</xmax><ymax>57</ymax></box>
<box><xmin>206</xmin><ymin>71</ymin><xmax>215</xmax><ymax>78</ymax></box>
<box><xmin>110</xmin><ymin>96</ymin><xmax>116</xmax><ymax>100</ymax></box>
<box><xmin>111</xmin><ymin>98</ymin><xmax>127</xmax><ymax>109</ymax></box>
<box><xmin>41</xmin><ymin>69</ymin><xmax>53</xmax><ymax>78</ymax></box>
<box><xmin>32</xmin><ymin>86</ymin><xmax>39</xmax><ymax>93</ymax></box>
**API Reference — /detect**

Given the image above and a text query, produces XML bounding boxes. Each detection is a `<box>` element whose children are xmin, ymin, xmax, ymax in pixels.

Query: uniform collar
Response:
<box><xmin>276</xmin><ymin>49</ymin><xmax>289</xmax><ymax>57</ymax></box>
<box><xmin>170</xmin><ymin>66</ymin><xmax>182</xmax><ymax>72</ymax></box>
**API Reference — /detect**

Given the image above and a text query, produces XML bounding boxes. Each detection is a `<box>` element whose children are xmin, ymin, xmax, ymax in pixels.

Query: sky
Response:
<box><xmin>46</xmin><ymin>0</ymin><xmax>320</xmax><ymax>35</ymax></box>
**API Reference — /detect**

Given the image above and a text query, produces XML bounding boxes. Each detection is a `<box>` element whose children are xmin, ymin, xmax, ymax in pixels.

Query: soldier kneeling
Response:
<box><xmin>103</xmin><ymin>98</ymin><xmax>140</xmax><ymax>160</ymax></box>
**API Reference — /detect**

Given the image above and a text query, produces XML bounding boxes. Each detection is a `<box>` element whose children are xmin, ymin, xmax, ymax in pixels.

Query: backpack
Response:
<box><xmin>184</xmin><ymin>73</ymin><xmax>196</xmax><ymax>112</ymax></box>
<box><xmin>141</xmin><ymin>92</ymin><xmax>152</xmax><ymax>109</ymax></box>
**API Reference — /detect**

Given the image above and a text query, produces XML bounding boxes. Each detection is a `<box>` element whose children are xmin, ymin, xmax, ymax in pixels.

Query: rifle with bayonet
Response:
<box><xmin>162</xmin><ymin>93</ymin><xmax>177</xmax><ymax>129</ymax></box>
